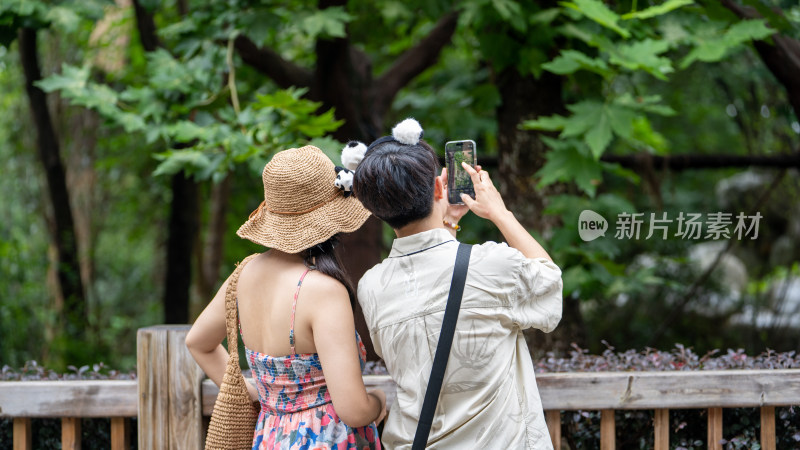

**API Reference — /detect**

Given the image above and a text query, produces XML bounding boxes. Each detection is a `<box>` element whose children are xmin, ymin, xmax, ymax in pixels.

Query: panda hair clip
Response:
<box><xmin>335</xmin><ymin>141</ymin><xmax>367</xmax><ymax>197</ymax></box>
<box><xmin>334</xmin><ymin>165</ymin><xmax>354</xmax><ymax>197</ymax></box>
<box><xmin>335</xmin><ymin>118</ymin><xmax>424</xmax><ymax>196</ymax></box>
<box><xmin>391</xmin><ymin>118</ymin><xmax>423</xmax><ymax>145</ymax></box>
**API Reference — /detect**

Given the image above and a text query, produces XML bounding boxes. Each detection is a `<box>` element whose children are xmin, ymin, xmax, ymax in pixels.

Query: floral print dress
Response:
<box><xmin>242</xmin><ymin>269</ymin><xmax>381</xmax><ymax>450</ymax></box>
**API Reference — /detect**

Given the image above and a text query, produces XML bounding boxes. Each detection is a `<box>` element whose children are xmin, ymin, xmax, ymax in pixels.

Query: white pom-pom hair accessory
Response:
<box><xmin>341</xmin><ymin>140</ymin><xmax>367</xmax><ymax>171</ymax></box>
<box><xmin>391</xmin><ymin>118</ymin><xmax>423</xmax><ymax>145</ymax></box>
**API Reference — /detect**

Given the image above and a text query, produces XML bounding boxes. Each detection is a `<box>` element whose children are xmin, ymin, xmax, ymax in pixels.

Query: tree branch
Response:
<box><xmin>375</xmin><ymin>11</ymin><xmax>459</xmax><ymax>116</ymax></box>
<box><xmin>719</xmin><ymin>0</ymin><xmax>800</xmax><ymax>118</ymax></box>
<box><xmin>233</xmin><ymin>34</ymin><xmax>313</xmax><ymax>89</ymax></box>
<box><xmin>601</xmin><ymin>151</ymin><xmax>800</xmax><ymax>171</ymax></box>
<box><xmin>132</xmin><ymin>0</ymin><xmax>161</xmax><ymax>52</ymax></box>
<box><xmin>463</xmin><ymin>151</ymin><xmax>800</xmax><ymax>171</ymax></box>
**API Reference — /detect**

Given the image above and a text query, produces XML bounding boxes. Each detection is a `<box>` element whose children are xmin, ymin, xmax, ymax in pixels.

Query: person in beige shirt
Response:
<box><xmin>349</xmin><ymin>119</ymin><xmax>563</xmax><ymax>449</ymax></box>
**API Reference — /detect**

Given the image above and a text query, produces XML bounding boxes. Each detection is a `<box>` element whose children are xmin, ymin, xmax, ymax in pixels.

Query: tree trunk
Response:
<box><xmin>495</xmin><ymin>67</ymin><xmax>586</xmax><ymax>355</ymax></box>
<box><xmin>232</xmin><ymin>3</ymin><xmax>458</xmax><ymax>359</ymax></box>
<box><xmin>194</xmin><ymin>176</ymin><xmax>231</xmax><ymax>317</ymax></box>
<box><xmin>131</xmin><ymin>0</ymin><xmax>201</xmax><ymax>324</ymax></box>
<box><xmin>164</xmin><ymin>172</ymin><xmax>199</xmax><ymax>324</ymax></box>
<box><xmin>18</xmin><ymin>27</ymin><xmax>87</xmax><ymax>344</ymax></box>
<box><xmin>310</xmin><ymin>33</ymin><xmax>381</xmax><ymax>358</ymax></box>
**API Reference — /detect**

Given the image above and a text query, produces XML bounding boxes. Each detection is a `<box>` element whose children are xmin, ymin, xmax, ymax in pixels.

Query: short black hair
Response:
<box><xmin>352</xmin><ymin>139</ymin><xmax>440</xmax><ymax>229</ymax></box>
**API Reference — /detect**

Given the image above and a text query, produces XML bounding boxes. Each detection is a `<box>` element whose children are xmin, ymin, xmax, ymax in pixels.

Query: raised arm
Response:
<box><xmin>459</xmin><ymin>162</ymin><xmax>552</xmax><ymax>261</ymax></box>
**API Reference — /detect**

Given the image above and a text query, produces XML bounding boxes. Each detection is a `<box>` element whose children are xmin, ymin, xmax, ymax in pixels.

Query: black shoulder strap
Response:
<box><xmin>412</xmin><ymin>243</ymin><xmax>472</xmax><ymax>450</ymax></box>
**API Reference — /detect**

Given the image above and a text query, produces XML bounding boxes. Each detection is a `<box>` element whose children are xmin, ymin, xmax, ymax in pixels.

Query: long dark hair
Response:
<box><xmin>302</xmin><ymin>234</ymin><xmax>356</xmax><ymax>307</ymax></box>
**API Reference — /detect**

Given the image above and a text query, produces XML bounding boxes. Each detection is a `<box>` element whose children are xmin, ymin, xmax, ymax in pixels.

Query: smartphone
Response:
<box><xmin>445</xmin><ymin>140</ymin><xmax>477</xmax><ymax>204</ymax></box>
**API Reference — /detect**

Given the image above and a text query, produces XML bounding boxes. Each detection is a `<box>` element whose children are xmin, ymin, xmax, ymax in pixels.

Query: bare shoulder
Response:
<box><xmin>301</xmin><ymin>270</ymin><xmax>351</xmax><ymax>310</ymax></box>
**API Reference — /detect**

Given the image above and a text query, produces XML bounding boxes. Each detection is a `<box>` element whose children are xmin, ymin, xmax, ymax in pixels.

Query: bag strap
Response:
<box><xmin>411</xmin><ymin>243</ymin><xmax>472</xmax><ymax>450</ymax></box>
<box><xmin>224</xmin><ymin>254</ymin><xmax>260</xmax><ymax>361</ymax></box>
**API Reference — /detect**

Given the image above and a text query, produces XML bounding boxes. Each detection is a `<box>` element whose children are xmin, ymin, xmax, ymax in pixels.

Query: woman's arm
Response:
<box><xmin>309</xmin><ymin>276</ymin><xmax>386</xmax><ymax>427</ymax></box>
<box><xmin>185</xmin><ymin>276</ymin><xmax>259</xmax><ymax>401</ymax></box>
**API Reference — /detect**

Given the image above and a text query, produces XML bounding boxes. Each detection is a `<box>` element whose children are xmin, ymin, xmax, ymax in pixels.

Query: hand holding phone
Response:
<box><xmin>445</xmin><ymin>140</ymin><xmax>477</xmax><ymax>204</ymax></box>
<box><xmin>457</xmin><ymin>162</ymin><xmax>509</xmax><ymax>222</ymax></box>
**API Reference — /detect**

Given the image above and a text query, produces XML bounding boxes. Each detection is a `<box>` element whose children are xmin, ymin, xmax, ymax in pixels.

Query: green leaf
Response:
<box><xmin>44</xmin><ymin>6</ymin><xmax>82</xmax><ymax>33</ymax></box>
<box><xmin>542</xmin><ymin>49</ymin><xmax>612</xmax><ymax>77</ymax></box>
<box><xmin>621</xmin><ymin>0</ymin><xmax>694</xmax><ymax>20</ymax></box>
<box><xmin>601</xmin><ymin>161</ymin><xmax>641</xmax><ymax>183</ymax></box>
<box><xmin>725</xmin><ymin>17</ymin><xmax>776</xmax><ymax>42</ymax></box>
<box><xmin>558</xmin><ymin>23</ymin><xmax>616</xmax><ymax>52</ymax></box>
<box><xmin>630</xmin><ymin>115</ymin><xmax>669</xmax><ymax>154</ymax></box>
<box><xmin>153</xmin><ymin>149</ymin><xmax>211</xmax><ymax>177</ymax></box>
<box><xmin>549</xmin><ymin>99</ymin><xmax>658</xmax><ymax>158</ymax></box>
<box><xmin>521</xmin><ymin>114</ymin><xmax>569</xmax><ymax>131</ymax></box>
<box><xmin>536</xmin><ymin>141</ymin><xmax>603</xmax><ymax>196</ymax></box>
<box><xmin>491</xmin><ymin>0</ymin><xmax>526</xmax><ymax>31</ymax></box>
<box><xmin>146</xmin><ymin>50</ymin><xmax>194</xmax><ymax>94</ymax></box>
<box><xmin>562</xmin><ymin>100</ymin><xmax>603</xmax><ymax>139</ymax></box>
<box><xmin>300</xmin><ymin>7</ymin><xmax>352</xmax><ymax>39</ymax></box>
<box><xmin>605</xmin><ymin>104</ymin><xmax>636</xmax><ymax>141</ymax></box>
<box><xmin>614</xmin><ymin>94</ymin><xmax>676</xmax><ymax>116</ymax></box>
<box><xmin>585</xmin><ymin>111</ymin><xmax>612</xmax><ymax>158</ymax></box>
<box><xmin>680</xmin><ymin>19</ymin><xmax>775</xmax><ymax>68</ymax></box>
<box><xmin>560</xmin><ymin>0</ymin><xmax>630</xmax><ymax>38</ymax></box>
<box><xmin>530</xmin><ymin>8</ymin><xmax>560</xmax><ymax>25</ymax></box>
<box><xmin>608</xmin><ymin>39</ymin><xmax>673</xmax><ymax>80</ymax></box>
<box><xmin>163</xmin><ymin>121</ymin><xmax>208</xmax><ymax>142</ymax></box>
<box><xmin>35</xmin><ymin>64</ymin><xmax>90</xmax><ymax>94</ymax></box>
<box><xmin>255</xmin><ymin>88</ymin><xmax>314</xmax><ymax>112</ymax></box>
<box><xmin>741</xmin><ymin>0</ymin><xmax>794</xmax><ymax>32</ymax></box>
<box><xmin>294</xmin><ymin>109</ymin><xmax>343</xmax><ymax>137</ymax></box>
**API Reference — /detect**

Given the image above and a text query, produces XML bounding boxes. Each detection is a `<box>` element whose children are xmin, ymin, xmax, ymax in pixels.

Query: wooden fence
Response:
<box><xmin>1</xmin><ymin>325</ymin><xmax>799</xmax><ymax>449</ymax></box>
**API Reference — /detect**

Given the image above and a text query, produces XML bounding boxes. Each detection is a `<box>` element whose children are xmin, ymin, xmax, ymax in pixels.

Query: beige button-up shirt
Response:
<box><xmin>358</xmin><ymin>228</ymin><xmax>563</xmax><ymax>449</ymax></box>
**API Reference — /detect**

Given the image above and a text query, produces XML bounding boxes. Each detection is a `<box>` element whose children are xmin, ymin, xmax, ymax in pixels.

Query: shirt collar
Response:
<box><xmin>388</xmin><ymin>228</ymin><xmax>456</xmax><ymax>258</ymax></box>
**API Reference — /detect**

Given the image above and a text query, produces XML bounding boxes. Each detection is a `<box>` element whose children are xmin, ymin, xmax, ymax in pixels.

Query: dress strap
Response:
<box><xmin>289</xmin><ymin>269</ymin><xmax>311</xmax><ymax>355</ymax></box>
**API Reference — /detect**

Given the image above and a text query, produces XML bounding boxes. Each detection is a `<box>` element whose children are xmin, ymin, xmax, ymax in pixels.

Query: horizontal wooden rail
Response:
<box><xmin>535</xmin><ymin>369</ymin><xmax>800</xmax><ymax>409</ymax></box>
<box><xmin>9</xmin><ymin>368</ymin><xmax>790</xmax><ymax>417</ymax></box>
<box><xmin>0</xmin><ymin>380</ymin><xmax>138</xmax><ymax>417</ymax></box>
<box><xmin>194</xmin><ymin>369</ymin><xmax>800</xmax><ymax>414</ymax></box>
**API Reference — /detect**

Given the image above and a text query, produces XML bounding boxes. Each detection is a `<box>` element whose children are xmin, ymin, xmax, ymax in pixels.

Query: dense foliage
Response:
<box><xmin>1</xmin><ymin>0</ymin><xmax>799</xmax><ymax>372</ymax></box>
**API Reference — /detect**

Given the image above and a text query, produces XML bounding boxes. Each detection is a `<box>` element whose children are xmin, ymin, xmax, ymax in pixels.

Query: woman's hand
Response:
<box><xmin>246</xmin><ymin>378</ymin><xmax>259</xmax><ymax>403</ymax></box>
<box><xmin>459</xmin><ymin>162</ymin><xmax>510</xmax><ymax>223</ymax></box>
<box><xmin>368</xmin><ymin>389</ymin><xmax>387</xmax><ymax>424</ymax></box>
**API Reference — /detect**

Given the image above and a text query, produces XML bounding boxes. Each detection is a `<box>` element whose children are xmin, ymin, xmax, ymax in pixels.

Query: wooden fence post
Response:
<box><xmin>61</xmin><ymin>417</ymin><xmax>81</xmax><ymax>449</ymax></box>
<box><xmin>12</xmin><ymin>417</ymin><xmax>31</xmax><ymax>450</ymax></box>
<box><xmin>760</xmin><ymin>406</ymin><xmax>776</xmax><ymax>450</ymax></box>
<box><xmin>600</xmin><ymin>409</ymin><xmax>615</xmax><ymax>450</ymax></box>
<box><xmin>111</xmin><ymin>417</ymin><xmax>130</xmax><ymax>450</ymax></box>
<box><xmin>545</xmin><ymin>410</ymin><xmax>561</xmax><ymax>450</ymax></box>
<box><xmin>708</xmin><ymin>407</ymin><xmax>723</xmax><ymax>450</ymax></box>
<box><xmin>138</xmin><ymin>325</ymin><xmax>205</xmax><ymax>450</ymax></box>
<box><xmin>654</xmin><ymin>409</ymin><xmax>670</xmax><ymax>450</ymax></box>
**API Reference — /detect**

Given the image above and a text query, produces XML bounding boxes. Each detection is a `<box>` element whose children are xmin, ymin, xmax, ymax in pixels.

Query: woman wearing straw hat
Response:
<box><xmin>186</xmin><ymin>145</ymin><xmax>385</xmax><ymax>449</ymax></box>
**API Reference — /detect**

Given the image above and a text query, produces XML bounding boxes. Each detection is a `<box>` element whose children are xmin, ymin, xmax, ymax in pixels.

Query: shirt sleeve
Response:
<box><xmin>356</xmin><ymin>275</ymin><xmax>383</xmax><ymax>358</ymax></box>
<box><xmin>510</xmin><ymin>256</ymin><xmax>563</xmax><ymax>332</ymax></box>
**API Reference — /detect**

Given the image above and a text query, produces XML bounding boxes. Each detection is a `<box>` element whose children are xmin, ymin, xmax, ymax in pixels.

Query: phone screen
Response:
<box><xmin>445</xmin><ymin>140</ymin><xmax>477</xmax><ymax>204</ymax></box>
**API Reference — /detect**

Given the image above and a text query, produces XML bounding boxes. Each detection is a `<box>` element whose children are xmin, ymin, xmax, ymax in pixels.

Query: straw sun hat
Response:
<box><xmin>236</xmin><ymin>145</ymin><xmax>370</xmax><ymax>254</ymax></box>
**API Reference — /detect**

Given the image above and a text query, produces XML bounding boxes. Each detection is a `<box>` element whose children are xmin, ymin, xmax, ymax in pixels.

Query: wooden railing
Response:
<box><xmin>1</xmin><ymin>325</ymin><xmax>799</xmax><ymax>449</ymax></box>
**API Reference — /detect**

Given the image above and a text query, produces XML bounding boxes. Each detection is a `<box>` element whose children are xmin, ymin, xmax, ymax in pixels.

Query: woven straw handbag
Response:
<box><xmin>205</xmin><ymin>254</ymin><xmax>260</xmax><ymax>450</ymax></box>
